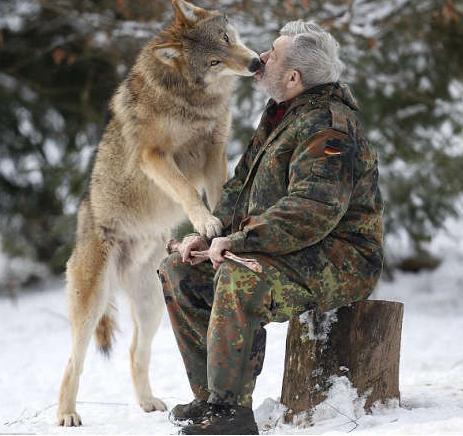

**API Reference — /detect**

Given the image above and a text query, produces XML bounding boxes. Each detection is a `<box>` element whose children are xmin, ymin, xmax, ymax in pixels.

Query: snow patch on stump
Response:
<box><xmin>298</xmin><ymin>308</ymin><xmax>338</xmax><ymax>341</ymax></box>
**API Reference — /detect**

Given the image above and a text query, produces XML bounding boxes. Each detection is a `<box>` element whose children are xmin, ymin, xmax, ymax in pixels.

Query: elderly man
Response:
<box><xmin>159</xmin><ymin>21</ymin><xmax>383</xmax><ymax>435</ymax></box>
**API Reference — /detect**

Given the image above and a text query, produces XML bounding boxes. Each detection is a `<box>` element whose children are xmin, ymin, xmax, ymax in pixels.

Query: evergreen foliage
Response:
<box><xmin>0</xmin><ymin>0</ymin><xmax>462</xmax><ymax>272</ymax></box>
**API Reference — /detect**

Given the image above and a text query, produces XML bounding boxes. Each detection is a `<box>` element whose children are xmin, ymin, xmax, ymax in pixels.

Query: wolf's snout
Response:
<box><xmin>248</xmin><ymin>58</ymin><xmax>262</xmax><ymax>73</ymax></box>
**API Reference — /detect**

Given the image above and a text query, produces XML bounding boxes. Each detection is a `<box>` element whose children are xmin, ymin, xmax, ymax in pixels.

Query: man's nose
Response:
<box><xmin>260</xmin><ymin>51</ymin><xmax>269</xmax><ymax>64</ymax></box>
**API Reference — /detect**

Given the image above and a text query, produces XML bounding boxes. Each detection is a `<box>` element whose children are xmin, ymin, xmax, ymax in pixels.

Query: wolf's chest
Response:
<box><xmin>169</xmin><ymin>116</ymin><xmax>217</xmax><ymax>148</ymax></box>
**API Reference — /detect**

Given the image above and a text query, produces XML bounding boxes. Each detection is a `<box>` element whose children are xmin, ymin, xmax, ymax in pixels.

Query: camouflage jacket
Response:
<box><xmin>213</xmin><ymin>82</ymin><xmax>384</xmax><ymax>311</ymax></box>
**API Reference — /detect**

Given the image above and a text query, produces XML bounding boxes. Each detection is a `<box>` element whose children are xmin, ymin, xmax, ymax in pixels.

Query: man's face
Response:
<box><xmin>255</xmin><ymin>35</ymin><xmax>293</xmax><ymax>102</ymax></box>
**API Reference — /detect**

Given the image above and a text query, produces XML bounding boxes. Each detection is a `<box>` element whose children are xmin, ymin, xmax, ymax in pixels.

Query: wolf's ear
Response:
<box><xmin>154</xmin><ymin>43</ymin><xmax>182</xmax><ymax>67</ymax></box>
<box><xmin>172</xmin><ymin>0</ymin><xmax>208</xmax><ymax>26</ymax></box>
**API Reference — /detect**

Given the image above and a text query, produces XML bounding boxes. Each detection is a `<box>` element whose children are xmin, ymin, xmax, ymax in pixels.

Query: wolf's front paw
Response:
<box><xmin>190</xmin><ymin>210</ymin><xmax>223</xmax><ymax>238</ymax></box>
<box><xmin>57</xmin><ymin>411</ymin><xmax>82</xmax><ymax>427</ymax></box>
<box><xmin>196</xmin><ymin>216</ymin><xmax>223</xmax><ymax>239</ymax></box>
<box><xmin>140</xmin><ymin>396</ymin><xmax>168</xmax><ymax>412</ymax></box>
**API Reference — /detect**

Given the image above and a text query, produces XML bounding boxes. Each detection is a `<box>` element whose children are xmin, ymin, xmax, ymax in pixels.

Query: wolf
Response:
<box><xmin>56</xmin><ymin>0</ymin><xmax>260</xmax><ymax>426</ymax></box>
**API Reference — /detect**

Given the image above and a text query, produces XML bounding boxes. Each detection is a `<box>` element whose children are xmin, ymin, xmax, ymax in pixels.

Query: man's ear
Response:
<box><xmin>171</xmin><ymin>0</ymin><xmax>208</xmax><ymax>26</ymax></box>
<box><xmin>154</xmin><ymin>43</ymin><xmax>182</xmax><ymax>67</ymax></box>
<box><xmin>287</xmin><ymin>70</ymin><xmax>302</xmax><ymax>89</ymax></box>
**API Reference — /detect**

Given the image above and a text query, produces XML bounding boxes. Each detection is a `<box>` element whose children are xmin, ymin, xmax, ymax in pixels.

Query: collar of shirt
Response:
<box><xmin>266</xmin><ymin>97</ymin><xmax>295</xmax><ymax>131</ymax></box>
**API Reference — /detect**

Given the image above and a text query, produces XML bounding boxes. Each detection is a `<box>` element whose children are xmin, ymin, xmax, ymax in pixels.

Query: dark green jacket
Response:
<box><xmin>214</xmin><ymin>82</ymin><xmax>384</xmax><ymax>311</ymax></box>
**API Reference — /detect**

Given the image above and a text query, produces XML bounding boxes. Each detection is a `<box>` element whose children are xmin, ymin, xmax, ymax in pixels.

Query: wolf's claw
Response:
<box><xmin>57</xmin><ymin>411</ymin><xmax>82</xmax><ymax>427</ymax></box>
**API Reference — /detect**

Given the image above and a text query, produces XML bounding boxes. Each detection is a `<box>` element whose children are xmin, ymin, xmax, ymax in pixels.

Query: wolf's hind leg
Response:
<box><xmin>126</xmin><ymin>255</ymin><xmax>167</xmax><ymax>412</ymax></box>
<box><xmin>57</xmin><ymin>237</ymin><xmax>112</xmax><ymax>426</ymax></box>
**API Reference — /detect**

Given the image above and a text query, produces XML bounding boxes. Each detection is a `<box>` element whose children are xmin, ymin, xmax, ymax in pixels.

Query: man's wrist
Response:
<box><xmin>226</xmin><ymin>231</ymin><xmax>246</xmax><ymax>253</ymax></box>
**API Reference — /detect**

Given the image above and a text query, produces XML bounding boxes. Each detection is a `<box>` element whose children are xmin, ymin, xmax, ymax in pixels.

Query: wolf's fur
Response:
<box><xmin>57</xmin><ymin>0</ymin><xmax>259</xmax><ymax>426</ymax></box>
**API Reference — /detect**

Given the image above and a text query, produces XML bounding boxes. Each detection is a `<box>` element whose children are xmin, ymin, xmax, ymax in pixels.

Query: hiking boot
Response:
<box><xmin>171</xmin><ymin>399</ymin><xmax>210</xmax><ymax>423</ymax></box>
<box><xmin>179</xmin><ymin>403</ymin><xmax>259</xmax><ymax>435</ymax></box>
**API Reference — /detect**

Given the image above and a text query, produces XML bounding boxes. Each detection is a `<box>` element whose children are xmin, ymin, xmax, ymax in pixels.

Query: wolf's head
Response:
<box><xmin>153</xmin><ymin>0</ymin><xmax>261</xmax><ymax>87</ymax></box>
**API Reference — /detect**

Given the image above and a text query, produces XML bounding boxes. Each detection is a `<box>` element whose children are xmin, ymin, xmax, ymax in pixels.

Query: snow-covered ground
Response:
<box><xmin>1</xmin><ymin>225</ymin><xmax>463</xmax><ymax>435</ymax></box>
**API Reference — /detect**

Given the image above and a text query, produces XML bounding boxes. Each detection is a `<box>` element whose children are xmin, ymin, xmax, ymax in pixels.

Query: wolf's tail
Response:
<box><xmin>95</xmin><ymin>300</ymin><xmax>117</xmax><ymax>357</ymax></box>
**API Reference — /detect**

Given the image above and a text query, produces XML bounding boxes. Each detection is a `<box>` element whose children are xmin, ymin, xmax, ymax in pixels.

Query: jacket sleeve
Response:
<box><xmin>212</xmin><ymin>138</ymin><xmax>256</xmax><ymax>231</ymax></box>
<box><xmin>227</xmin><ymin>129</ymin><xmax>354</xmax><ymax>255</ymax></box>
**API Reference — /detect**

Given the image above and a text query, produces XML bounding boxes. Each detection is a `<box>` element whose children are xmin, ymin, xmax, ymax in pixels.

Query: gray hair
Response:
<box><xmin>280</xmin><ymin>21</ymin><xmax>344</xmax><ymax>89</ymax></box>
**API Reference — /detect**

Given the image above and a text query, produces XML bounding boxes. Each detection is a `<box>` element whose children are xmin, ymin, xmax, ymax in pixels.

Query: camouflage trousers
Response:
<box><xmin>158</xmin><ymin>252</ymin><xmax>316</xmax><ymax>408</ymax></box>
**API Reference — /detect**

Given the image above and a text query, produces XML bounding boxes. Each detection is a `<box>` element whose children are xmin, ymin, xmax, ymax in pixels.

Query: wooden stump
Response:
<box><xmin>281</xmin><ymin>300</ymin><xmax>403</xmax><ymax>422</ymax></box>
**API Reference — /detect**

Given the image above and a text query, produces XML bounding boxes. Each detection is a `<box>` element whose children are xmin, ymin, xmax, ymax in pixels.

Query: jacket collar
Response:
<box><xmin>256</xmin><ymin>83</ymin><xmax>359</xmax><ymax>155</ymax></box>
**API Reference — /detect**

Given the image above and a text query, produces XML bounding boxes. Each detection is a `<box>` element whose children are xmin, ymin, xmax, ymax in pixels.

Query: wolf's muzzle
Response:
<box><xmin>248</xmin><ymin>58</ymin><xmax>262</xmax><ymax>73</ymax></box>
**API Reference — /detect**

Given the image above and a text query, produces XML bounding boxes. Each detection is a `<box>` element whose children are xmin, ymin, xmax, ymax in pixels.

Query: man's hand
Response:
<box><xmin>179</xmin><ymin>234</ymin><xmax>209</xmax><ymax>264</ymax></box>
<box><xmin>209</xmin><ymin>237</ymin><xmax>232</xmax><ymax>270</ymax></box>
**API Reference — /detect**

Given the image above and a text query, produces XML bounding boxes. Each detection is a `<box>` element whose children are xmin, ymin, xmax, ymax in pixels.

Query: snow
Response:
<box><xmin>299</xmin><ymin>309</ymin><xmax>338</xmax><ymax>341</ymax></box>
<box><xmin>1</xmin><ymin>236</ymin><xmax>463</xmax><ymax>435</ymax></box>
<box><xmin>0</xmin><ymin>0</ymin><xmax>40</xmax><ymax>32</ymax></box>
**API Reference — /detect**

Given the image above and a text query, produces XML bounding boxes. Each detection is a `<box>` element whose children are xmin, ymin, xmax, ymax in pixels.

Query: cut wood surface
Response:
<box><xmin>281</xmin><ymin>300</ymin><xmax>404</xmax><ymax>422</ymax></box>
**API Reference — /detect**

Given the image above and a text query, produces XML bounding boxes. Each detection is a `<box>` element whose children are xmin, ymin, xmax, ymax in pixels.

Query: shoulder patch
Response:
<box><xmin>306</xmin><ymin>129</ymin><xmax>349</xmax><ymax>158</ymax></box>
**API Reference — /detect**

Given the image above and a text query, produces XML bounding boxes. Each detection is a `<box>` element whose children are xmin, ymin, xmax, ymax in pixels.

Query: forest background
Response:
<box><xmin>1</xmin><ymin>0</ymin><xmax>462</xmax><ymax>288</ymax></box>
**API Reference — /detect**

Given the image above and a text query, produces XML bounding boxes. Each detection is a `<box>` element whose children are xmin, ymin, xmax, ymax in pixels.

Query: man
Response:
<box><xmin>159</xmin><ymin>21</ymin><xmax>383</xmax><ymax>435</ymax></box>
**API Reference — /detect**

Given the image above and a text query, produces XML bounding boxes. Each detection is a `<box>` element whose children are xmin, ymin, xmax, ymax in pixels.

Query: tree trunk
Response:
<box><xmin>281</xmin><ymin>300</ymin><xmax>404</xmax><ymax>422</ymax></box>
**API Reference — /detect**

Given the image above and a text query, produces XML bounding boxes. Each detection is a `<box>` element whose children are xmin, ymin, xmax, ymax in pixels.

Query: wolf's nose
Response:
<box><xmin>248</xmin><ymin>58</ymin><xmax>262</xmax><ymax>73</ymax></box>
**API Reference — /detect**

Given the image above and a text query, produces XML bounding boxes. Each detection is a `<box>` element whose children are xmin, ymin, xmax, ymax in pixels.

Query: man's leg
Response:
<box><xmin>159</xmin><ymin>252</ymin><xmax>215</xmax><ymax>401</ymax></box>
<box><xmin>207</xmin><ymin>258</ymin><xmax>315</xmax><ymax>408</ymax></box>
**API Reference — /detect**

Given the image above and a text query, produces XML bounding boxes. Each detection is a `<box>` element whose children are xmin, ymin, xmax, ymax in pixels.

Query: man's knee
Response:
<box><xmin>214</xmin><ymin>260</ymin><xmax>271</xmax><ymax>316</ymax></box>
<box><xmin>214</xmin><ymin>260</ymin><xmax>244</xmax><ymax>292</ymax></box>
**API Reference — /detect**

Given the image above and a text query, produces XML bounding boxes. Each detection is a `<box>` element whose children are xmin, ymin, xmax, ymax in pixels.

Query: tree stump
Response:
<box><xmin>281</xmin><ymin>300</ymin><xmax>403</xmax><ymax>422</ymax></box>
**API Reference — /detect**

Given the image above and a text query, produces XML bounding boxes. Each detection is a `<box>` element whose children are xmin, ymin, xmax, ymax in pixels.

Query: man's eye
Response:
<box><xmin>223</xmin><ymin>33</ymin><xmax>229</xmax><ymax>43</ymax></box>
<box><xmin>210</xmin><ymin>60</ymin><xmax>221</xmax><ymax>66</ymax></box>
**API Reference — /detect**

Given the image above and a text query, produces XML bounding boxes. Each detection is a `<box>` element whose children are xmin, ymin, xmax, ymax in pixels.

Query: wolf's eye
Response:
<box><xmin>210</xmin><ymin>60</ymin><xmax>221</xmax><ymax>66</ymax></box>
<box><xmin>223</xmin><ymin>34</ymin><xmax>229</xmax><ymax>43</ymax></box>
